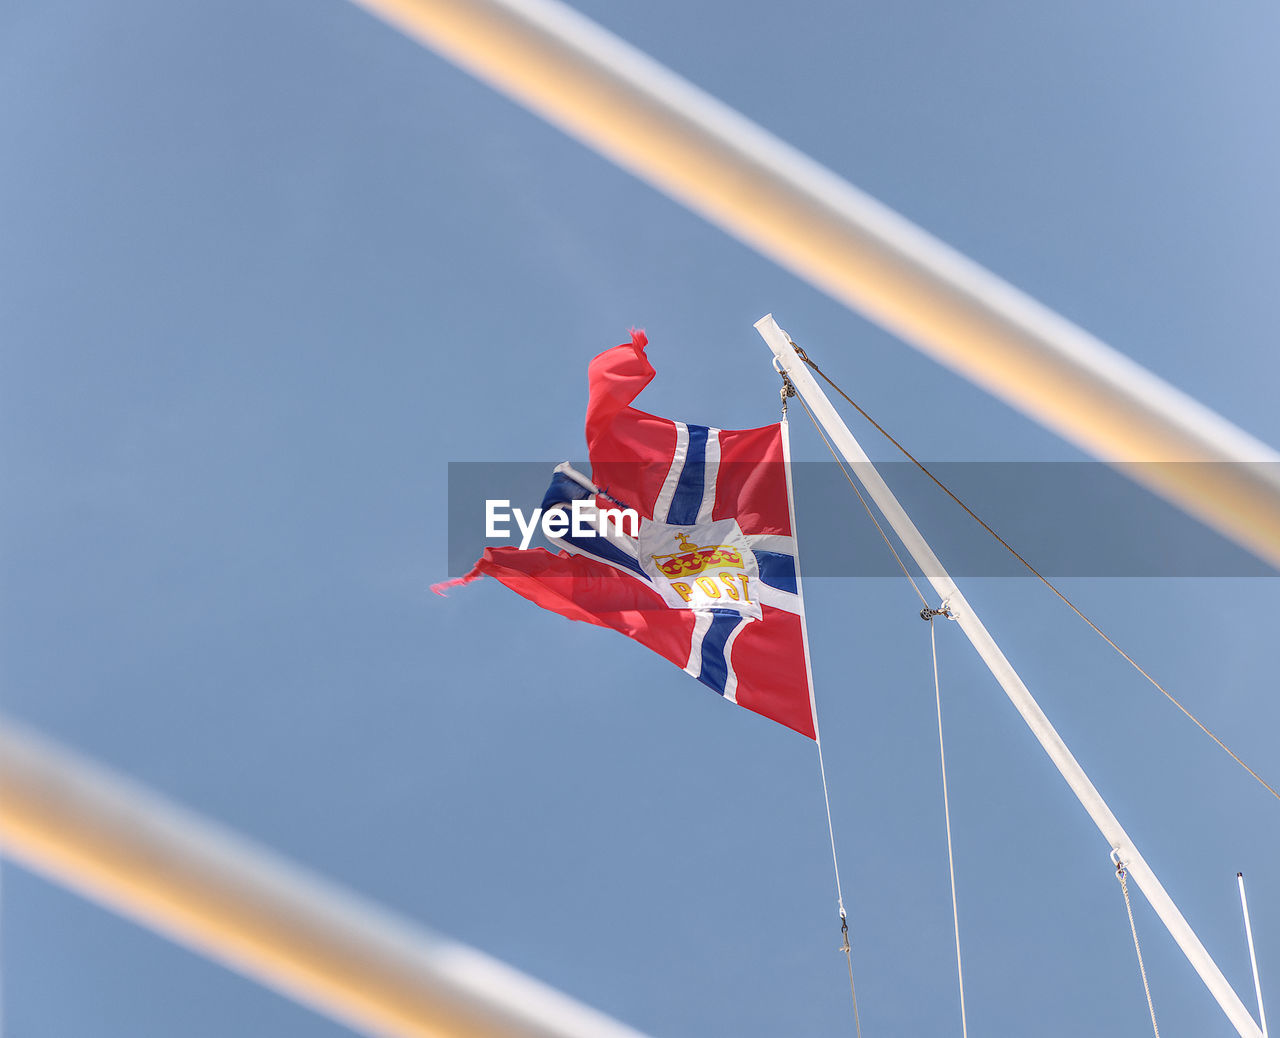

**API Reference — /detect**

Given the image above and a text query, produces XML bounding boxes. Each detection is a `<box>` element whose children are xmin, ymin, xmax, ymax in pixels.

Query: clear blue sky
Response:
<box><xmin>2</xmin><ymin>1</ymin><xmax>1278</xmax><ymax>1035</ymax></box>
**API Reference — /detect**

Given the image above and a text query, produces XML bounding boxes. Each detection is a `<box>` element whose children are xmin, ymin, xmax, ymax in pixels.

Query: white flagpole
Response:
<box><xmin>347</xmin><ymin>0</ymin><xmax>1280</xmax><ymax>570</ymax></box>
<box><xmin>1238</xmin><ymin>873</ymin><xmax>1269</xmax><ymax>1037</ymax></box>
<box><xmin>0</xmin><ymin>718</ymin><xmax>651</xmax><ymax>1038</ymax></box>
<box><xmin>756</xmin><ymin>313</ymin><xmax>1262</xmax><ymax>1038</ymax></box>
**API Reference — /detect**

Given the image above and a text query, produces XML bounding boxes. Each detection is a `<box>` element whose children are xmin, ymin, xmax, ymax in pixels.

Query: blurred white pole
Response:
<box><xmin>757</xmin><ymin>314</ymin><xmax>1262</xmax><ymax>1038</ymax></box>
<box><xmin>0</xmin><ymin>719</ymin><xmax>650</xmax><ymax>1038</ymax></box>
<box><xmin>1239</xmin><ymin>873</ymin><xmax>1269</xmax><ymax>1037</ymax></box>
<box><xmin>346</xmin><ymin>0</ymin><xmax>1280</xmax><ymax>568</ymax></box>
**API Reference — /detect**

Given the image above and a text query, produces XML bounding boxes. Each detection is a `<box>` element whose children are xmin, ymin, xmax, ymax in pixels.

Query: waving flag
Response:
<box><xmin>442</xmin><ymin>332</ymin><xmax>817</xmax><ymax>739</ymax></box>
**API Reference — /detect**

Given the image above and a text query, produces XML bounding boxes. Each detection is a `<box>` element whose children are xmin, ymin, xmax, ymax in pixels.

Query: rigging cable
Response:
<box><xmin>819</xmin><ymin>734</ymin><xmax>863</xmax><ymax>1038</ymax></box>
<box><xmin>780</xmin><ymin>376</ymin><xmax>863</xmax><ymax>1037</ymax></box>
<box><xmin>927</xmin><ymin>613</ymin><xmax>969</xmax><ymax>1038</ymax></box>
<box><xmin>1113</xmin><ymin>852</ymin><xmax>1161</xmax><ymax>1037</ymax></box>
<box><xmin>795</xmin><ymin>389</ymin><xmax>968</xmax><ymax>1037</ymax></box>
<box><xmin>791</xmin><ymin>341</ymin><xmax>1280</xmax><ymax>807</ymax></box>
<box><xmin>791</xmin><ymin>391</ymin><xmax>929</xmax><ymax>609</ymax></box>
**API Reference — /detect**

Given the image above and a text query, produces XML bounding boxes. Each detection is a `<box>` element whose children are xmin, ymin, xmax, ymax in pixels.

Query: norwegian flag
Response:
<box><xmin>441</xmin><ymin>331</ymin><xmax>817</xmax><ymax>739</ymax></box>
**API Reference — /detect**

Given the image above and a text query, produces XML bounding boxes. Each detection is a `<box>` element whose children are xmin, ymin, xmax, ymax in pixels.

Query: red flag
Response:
<box><xmin>444</xmin><ymin>332</ymin><xmax>817</xmax><ymax>739</ymax></box>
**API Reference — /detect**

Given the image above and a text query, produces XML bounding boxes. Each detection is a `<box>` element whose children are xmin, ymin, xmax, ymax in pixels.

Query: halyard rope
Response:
<box><xmin>783</xmin><ymin>375</ymin><xmax>866</xmax><ymax>1035</ymax></box>
<box><xmin>821</xmin><ymin>733</ymin><xmax>864</xmax><ymax>1038</ymax></box>
<box><xmin>1114</xmin><ymin>853</ymin><xmax>1161</xmax><ymax>1037</ymax></box>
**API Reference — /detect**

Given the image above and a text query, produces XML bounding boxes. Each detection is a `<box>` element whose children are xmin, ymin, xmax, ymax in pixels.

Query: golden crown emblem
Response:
<box><xmin>650</xmin><ymin>531</ymin><xmax>744</xmax><ymax>578</ymax></box>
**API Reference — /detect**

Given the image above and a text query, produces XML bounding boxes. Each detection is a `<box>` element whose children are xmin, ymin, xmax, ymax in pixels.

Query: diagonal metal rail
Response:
<box><xmin>346</xmin><ymin>0</ymin><xmax>1280</xmax><ymax>568</ymax></box>
<box><xmin>0</xmin><ymin>718</ymin><xmax>651</xmax><ymax>1038</ymax></box>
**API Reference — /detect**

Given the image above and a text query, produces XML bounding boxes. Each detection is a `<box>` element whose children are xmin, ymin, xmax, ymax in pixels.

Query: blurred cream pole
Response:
<box><xmin>347</xmin><ymin>0</ymin><xmax>1280</xmax><ymax>568</ymax></box>
<box><xmin>757</xmin><ymin>313</ymin><xmax>1262</xmax><ymax>1038</ymax></box>
<box><xmin>0</xmin><ymin>719</ymin><xmax>651</xmax><ymax>1038</ymax></box>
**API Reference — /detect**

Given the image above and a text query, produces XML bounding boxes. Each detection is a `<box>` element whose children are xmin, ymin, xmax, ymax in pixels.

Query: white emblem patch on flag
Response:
<box><xmin>638</xmin><ymin>519</ymin><xmax>763</xmax><ymax>620</ymax></box>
